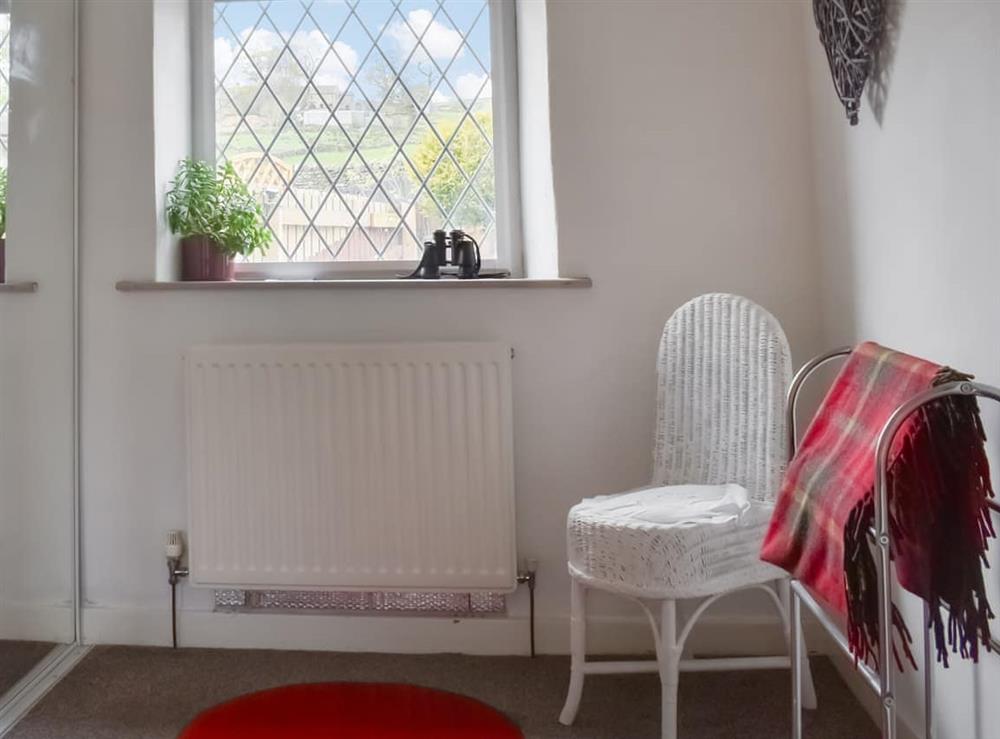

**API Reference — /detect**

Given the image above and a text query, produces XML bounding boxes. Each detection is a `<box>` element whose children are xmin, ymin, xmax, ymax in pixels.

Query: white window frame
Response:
<box><xmin>191</xmin><ymin>0</ymin><xmax>521</xmax><ymax>280</ymax></box>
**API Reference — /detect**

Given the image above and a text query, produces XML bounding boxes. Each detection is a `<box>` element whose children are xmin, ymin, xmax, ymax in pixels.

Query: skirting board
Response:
<box><xmin>0</xmin><ymin>604</ymin><xmax>75</xmax><ymax>644</ymax></box>
<box><xmin>81</xmin><ymin>606</ymin><xmax>830</xmax><ymax>657</ymax></box>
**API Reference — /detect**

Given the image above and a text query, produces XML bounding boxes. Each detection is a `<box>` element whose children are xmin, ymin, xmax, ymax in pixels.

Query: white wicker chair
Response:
<box><xmin>559</xmin><ymin>293</ymin><xmax>817</xmax><ymax>739</ymax></box>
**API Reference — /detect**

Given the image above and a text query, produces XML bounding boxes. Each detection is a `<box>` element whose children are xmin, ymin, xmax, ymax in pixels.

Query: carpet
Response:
<box><xmin>8</xmin><ymin>646</ymin><xmax>878</xmax><ymax>739</ymax></box>
<box><xmin>0</xmin><ymin>641</ymin><xmax>57</xmax><ymax>699</ymax></box>
<box><xmin>179</xmin><ymin>682</ymin><xmax>523</xmax><ymax>738</ymax></box>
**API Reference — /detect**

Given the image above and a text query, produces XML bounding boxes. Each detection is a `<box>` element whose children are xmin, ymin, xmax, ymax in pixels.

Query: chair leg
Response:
<box><xmin>559</xmin><ymin>578</ymin><xmax>587</xmax><ymax>725</ymax></box>
<box><xmin>779</xmin><ymin>579</ymin><xmax>817</xmax><ymax>711</ymax></box>
<box><xmin>658</xmin><ymin>599</ymin><xmax>681</xmax><ymax>739</ymax></box>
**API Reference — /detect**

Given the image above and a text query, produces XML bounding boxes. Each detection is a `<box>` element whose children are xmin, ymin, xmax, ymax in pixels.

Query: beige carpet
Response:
<box><xmin>8</xmin><ymin>646</ymin><xmax>877</xmax><ymax>738</ymax></box>
<box><xmin>0</xmin><ymin>641</ymin><xmax>57</xmax><ymax>699</ymax></box>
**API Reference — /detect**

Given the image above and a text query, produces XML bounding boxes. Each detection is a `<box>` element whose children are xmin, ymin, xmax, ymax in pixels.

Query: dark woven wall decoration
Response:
<box><xmin>813</xmin><ymin>0</ymin><xmax>885</xmax><ymax>125</ymax></box>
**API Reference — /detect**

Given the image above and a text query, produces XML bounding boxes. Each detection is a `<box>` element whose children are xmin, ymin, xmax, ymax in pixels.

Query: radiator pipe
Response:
<box><xmin>517</xmin><ymin>560</ymin><xmax>538</xmax><ymax>657</ymax></box>
<box><xmin>166</xmin><ymin>557</ymin><xmax>189</xmax><ymax>649</ymax></box>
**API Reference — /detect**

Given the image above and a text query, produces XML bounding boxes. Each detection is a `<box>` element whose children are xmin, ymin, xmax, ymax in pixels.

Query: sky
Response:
<box><xmin>214</xmin><ymin>0</ymin><xmax>493</xmax><ymax>107</ymax></box>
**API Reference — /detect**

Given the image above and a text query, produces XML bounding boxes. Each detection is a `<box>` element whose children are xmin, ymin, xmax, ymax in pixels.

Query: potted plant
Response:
<box><xmin>165</xmin><ymin>158</ymin><xmax>270</xmax><ymax>280</ymax></box>
<box><xmin>0</xmin><ymin>166</ymin><xmax>7</xmax><ymax>283</ymax></box>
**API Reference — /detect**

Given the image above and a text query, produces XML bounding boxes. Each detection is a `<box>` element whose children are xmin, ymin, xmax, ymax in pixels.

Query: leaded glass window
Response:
<box><xmin>210</xmin><ymin>0</ymin><xmax>506</xmax><ymax>268</ymax></box>
<box><xmin>0</xmin><ymin>5</ymin><xmax>9</xmax><ymax>169</ymax></box>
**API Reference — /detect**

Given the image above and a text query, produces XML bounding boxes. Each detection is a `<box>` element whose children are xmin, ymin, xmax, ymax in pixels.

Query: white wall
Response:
<box><xmin>516</xmin><ymin>0</ymin><xmax>559</xmax><ymax>278</ymax></box>
<box><xmin>153</xmin><ymin>0</ymin><xmax>190</xmax><ymax>281</ymax></box>
<box><xmin>804</xmin><ymin>2</ymin><xmax>1000</xmax><ymax>736</ymax></box>
<box><xmin>72</xmin><ymin>0</ymin><xmax>823</xmax><ymax>653</ymax></box>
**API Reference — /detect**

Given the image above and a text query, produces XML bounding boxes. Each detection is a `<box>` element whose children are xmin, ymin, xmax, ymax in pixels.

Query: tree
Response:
<box><xmin>411</xmin><ymin>112</ymin><xmax>493</xmax><ymax>235</ymax></box>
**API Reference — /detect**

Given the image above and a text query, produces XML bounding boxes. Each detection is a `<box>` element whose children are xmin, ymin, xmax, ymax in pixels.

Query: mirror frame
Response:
<box><xmin>0</xmin><ymin>1</ymin><xmax>86</xmax><ymax>730</ymax></box>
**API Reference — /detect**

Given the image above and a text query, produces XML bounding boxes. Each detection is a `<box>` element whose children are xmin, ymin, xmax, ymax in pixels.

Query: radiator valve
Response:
<box><xmin>165</xmin><ymin>530</ymin><xmax>189</xmax><ymax>585</ymax></box>
<box><xmin>165</xmin><ymin>530</ymin><xmax>189</xmax><ymax>650</ymax></box>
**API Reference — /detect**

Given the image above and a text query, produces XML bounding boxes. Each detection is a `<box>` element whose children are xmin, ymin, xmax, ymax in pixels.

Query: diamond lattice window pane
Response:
<box><xmin>359</xmin><ymin>190</ymin><xmax>402</xmax><ymax>256</ymax></box>
<box><xmin>358</xmin><ymin>119</ymin><xmax>396</xmax><ymax>173</ymax></box>
<box><xmin>453</xmin><ymin>188</ymin><xmax>492</xmax><ymax>244</ymax></box>
<box><xmin>270</xmin><ymin>120</ymin><xmax>310</xmax><ymax>174</ymax></box>
<box><xmin>245</xmin><ymin>87</ymin><xmax>284</xmax><ymax>149</ymax></box>
<box><xmin>477</xmin><ymin>225</ymin><xmax>497</xmax><ymax>260</ymax></box>
<box><xmin>473</xmin><ymin>155</ymin><xmax>495</xmax><ymax>210</ymax></box>
<box><xmin>215</xmin><ymin>0</ymin><xmax>496</xmax><ymax>265</ymax></box>
<box><xmin>412</xmin><ymin>186</ymin><xmax>448</xmax><ymax>247</ymax></box>
<box><xmin>381</xmin><ymin>82</ymin><xmax>420</xmax><ymax>144</ymax></box>
<box><xmin>293</xmin><ymin>86</ymin><xmax>332</xmax><ymax>147</ymax></box>
<box><xmin>399</xmin><ymin>46</ymin><xmax>443</xmax><ymax>110</ymax></box>
<box><xmin>382</xmin><ymin>154</ymin><xmax>420</xmax><ymax>216</ymax></box>
<box><xmin>247</xmin><ymin>158</ymin><xmax>287</xmax><ymax>218</ymax></box>
<box><xmin>381</xmin><ymin>224</ymin><xmax>424</xmax><ymax>261</ymax></box>
<box><xmin>310</xmin><ymin>1</ymin><xmax>352</xmax><ymax>39</ymax></box>
<box><xmin>0</xmin><ymin>10</ymin><xmax>10</xmax><ymax>168</ymax></box>
<box><xmin>445</xmin><ymin>61</ymin><xmax>488</xmax><ymax>109</ymax></box>
<box><xmin>425</xmin><ymin>152</ymin><xmax>465</xmax><ymax>217</ymax></box>
<box><xmin>339</xmin><ymin>152</ymin><xmax>378</xmax><ymax>205</ymax></box>
<box><xmin>215</xmin><ymin>93</ymin><xmax>242</xmax><ymax>156</ymax></box>
<box><xmin>288</xmin><ymin>20</ymin><xmax>329</xmax><ymax>77</ymax></box>
<box><xmin>334</xmin><ymin>84</ymin><xmax>375</xmax><ymax>144</ymax></box>
<box><xmin>269</xmin><ymin>50</ymin><xmax>310</xmax><ymax>113</ymax></box>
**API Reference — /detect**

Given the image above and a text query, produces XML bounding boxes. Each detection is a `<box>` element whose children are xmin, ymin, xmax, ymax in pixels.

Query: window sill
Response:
<box><xmin>0</xmin><ymin>281</ymin><xmax>39</xmax><ymax>293</ymax></box>
<box><xmin>115</xmin><ymin>276</ymin><xmax>591</xmax><ymax>292</ymax></box>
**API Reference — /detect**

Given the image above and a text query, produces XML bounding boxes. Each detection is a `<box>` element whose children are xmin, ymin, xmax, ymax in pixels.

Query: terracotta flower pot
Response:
<box><xmin>181</xmin><ymin>235</ymin><xmax>234</xmax><ymax>281</ymax></box>
<box><xmin>0</xmin><ymin>237</ymin><xmax>5</xmax><ymax>283</ymax></box>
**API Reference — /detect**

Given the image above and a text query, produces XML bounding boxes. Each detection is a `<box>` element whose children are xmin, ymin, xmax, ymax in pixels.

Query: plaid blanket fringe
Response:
<box><xmin>845</xmin><ymin>370</ymin><xmax>996</xmax><ymax>669</ymax></box>
<box><xmin>761</xmin><ymin>343</ymin><xmax>996</xmax><ymax>672</ymax></box>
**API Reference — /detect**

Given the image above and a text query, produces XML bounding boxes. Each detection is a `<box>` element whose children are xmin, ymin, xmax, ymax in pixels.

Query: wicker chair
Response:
<box><xmin>559</xmin><ymin>293</ymin><xmax>817</xmax><ymax>739</ymax></box>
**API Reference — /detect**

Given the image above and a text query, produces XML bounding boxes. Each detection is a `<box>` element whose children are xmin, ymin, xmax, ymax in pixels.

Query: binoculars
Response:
<box><xmin>408</xmin><ymin>229</ymin><xmax>481</xmax><ymax>279</ymax></box>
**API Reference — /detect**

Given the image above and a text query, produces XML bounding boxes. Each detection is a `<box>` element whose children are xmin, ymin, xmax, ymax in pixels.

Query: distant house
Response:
<box><xmin>298</xmin><ymin>109</ymin><xmax>329</xmax><ymax>128</ymax></box>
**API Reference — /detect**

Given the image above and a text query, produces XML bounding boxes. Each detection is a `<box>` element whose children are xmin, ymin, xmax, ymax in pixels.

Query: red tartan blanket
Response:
<box><xmin>760</xmin><ymin>342</ymin><xmax>995</xmax><ymax>669</ymax></box>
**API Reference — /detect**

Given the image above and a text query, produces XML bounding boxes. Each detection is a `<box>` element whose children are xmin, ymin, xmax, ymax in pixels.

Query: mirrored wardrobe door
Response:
<box><xmin>0</xmin><ymin>0</ymin><xmax>79</xmax><ymax>715</ymax></box>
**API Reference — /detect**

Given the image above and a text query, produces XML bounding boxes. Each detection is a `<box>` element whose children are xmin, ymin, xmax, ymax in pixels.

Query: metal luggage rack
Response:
<box><xmin>786</xmin><ymin>347</ymin><xmax>1000</xmax><ymax>739</ymax></box>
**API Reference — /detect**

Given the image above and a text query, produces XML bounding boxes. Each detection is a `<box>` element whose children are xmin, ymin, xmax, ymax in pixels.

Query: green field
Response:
<box><xmin>216</xmin><ymin>97</ymin><xmax>488</xmax><ymax>177</ymax></box>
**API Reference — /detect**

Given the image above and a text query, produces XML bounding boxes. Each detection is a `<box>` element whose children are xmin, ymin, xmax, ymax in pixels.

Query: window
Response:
<box><xmin>0</xmin><ymin>4</ymin><xmax>9</xmax><ymax>170</ymax></box>
<box><xmin>194</xmin><ymin>0</ymin><xmax>518</xmax><ymax>277</ymax></box>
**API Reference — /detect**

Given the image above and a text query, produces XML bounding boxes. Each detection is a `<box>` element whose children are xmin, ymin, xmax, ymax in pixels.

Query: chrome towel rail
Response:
<box><xmin>786</xmin><ymin>349</ymin><xmax>1000</xmax><ymax>739</ymax></box>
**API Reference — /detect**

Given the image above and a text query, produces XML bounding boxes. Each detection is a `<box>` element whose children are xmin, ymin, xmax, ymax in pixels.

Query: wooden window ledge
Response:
<box><xmin>115</xmin><ymin>277</ymin><xmax>591</xmax><ymax>292</ymax></box>
<box><xmin>0</xmin><ymin>281</ymin><xmax>39</xmax><ymax>293</ymax></box>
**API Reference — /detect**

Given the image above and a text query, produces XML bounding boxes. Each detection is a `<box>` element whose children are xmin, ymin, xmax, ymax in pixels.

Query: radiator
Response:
<box><xmin>184</xmin><ymin>343</ymin><xmax>516</xmax><ymax>592</ymax></box>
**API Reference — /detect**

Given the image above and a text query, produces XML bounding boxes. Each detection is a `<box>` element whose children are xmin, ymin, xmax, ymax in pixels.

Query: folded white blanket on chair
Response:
<box><xmin>573</xmin><ymin>483</ymin><xmax>752</xmax><ymax>527</ymax></box>
<box><xmin>567</xmin><ymin>483</ymin><xmax>781</xmax><ymax>599</ymax></box>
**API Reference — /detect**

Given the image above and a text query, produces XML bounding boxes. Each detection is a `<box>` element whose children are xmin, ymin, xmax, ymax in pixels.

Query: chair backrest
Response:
<box><xmin>652</xmin><ymin>293</ymin><xmax>792</xmax><ymax>504</ymax></box>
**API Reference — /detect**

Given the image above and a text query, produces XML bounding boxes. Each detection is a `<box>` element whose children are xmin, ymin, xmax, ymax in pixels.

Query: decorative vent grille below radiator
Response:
<box><xmin>213</xmin><ymin>589</ymin><xmax>506</xmax><ymax>616</ymax></box>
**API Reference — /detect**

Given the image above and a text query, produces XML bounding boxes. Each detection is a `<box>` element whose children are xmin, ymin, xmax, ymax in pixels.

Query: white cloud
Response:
<box><xmin>290</xmin><ymin>32</ymin><xmax>357</xmax><ymax>74</ymax></box>
<box><xmin>453</xmin><ymin>72</ymin><xmax>491</xmax><ymax>102</ymax></box>
<box><xmin>241</xmin><ymin>27</ymin><xmax>281</xmax><ymax>56</ymax></box>
<box><xmin>313</xmin><ymin>44</ymin><xmax>357</xmax><ymax>90</ymax></box>
<box><xmin>311</xmin><ymin>40</ymin><xmax>358</xmax><ymax>90</ymax></box>
<box><xmin>332</xmin><ymin>41</ymin><xmax>358</xmax><ymax>74</ymax></box>
<box><xmin>216</xmin><ymin>29</ymin><xmax>283</xmax><ymax>86</ymax></box>
<box><xmin>388</xmin><ymin>9</ymin><xmax>463</xmax><ymax>62</ymax></box>
<box><xmin>215</xmin><ymin>36</ymin><xmax>236</xmax><ymax>79</ymax></box>
<box><xmin>289</xmin><ymin>29</ymin><xmax>328</xmax><ymax>69</ymax></box>
<box><xmin>216</xmin><ymin>29</ymin><xmax>357</xmax><ymax>91</ymax></box>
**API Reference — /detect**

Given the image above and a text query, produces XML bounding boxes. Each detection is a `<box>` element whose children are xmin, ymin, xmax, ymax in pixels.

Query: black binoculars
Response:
<box><xmin>406</xmin><ymin>229</ymin><xmax>481</xmax><ymax>279</ymax></box>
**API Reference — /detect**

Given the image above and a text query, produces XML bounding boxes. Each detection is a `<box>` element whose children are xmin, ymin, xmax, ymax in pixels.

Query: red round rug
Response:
<box><xmin>179</xmin><ymin>683</ymin><xmax>524</xmax><ymax>738</ymax></box>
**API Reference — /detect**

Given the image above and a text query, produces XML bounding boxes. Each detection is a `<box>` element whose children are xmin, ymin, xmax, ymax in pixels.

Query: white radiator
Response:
<box><xmin>184</xmin><ymin>343</ymin><xmax>516</xmax><ymax>592</ymax></box>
